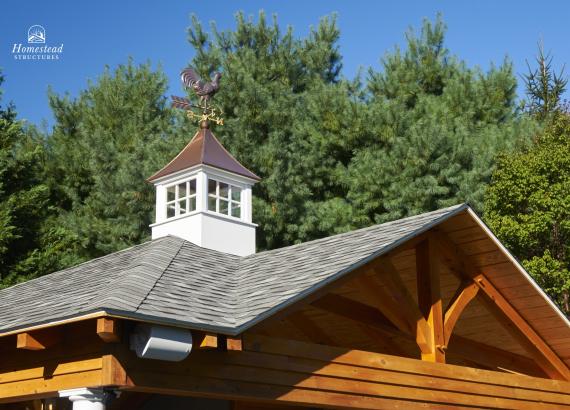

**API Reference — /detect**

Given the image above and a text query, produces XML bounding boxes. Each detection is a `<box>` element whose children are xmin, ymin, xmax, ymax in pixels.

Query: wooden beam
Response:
<box><xmin>447</xmin><ymin>335</ymin><xmax>547</xmax><ymax>378</ymax></box>
<box><xmin>416</xmin><ymin>237</ymin><xmax>445</xmax><ymax>363</ymax></box>
<box><xmin>287</xmin><ymin>310</ymin><xmax>336</xmax><ymax>346</ymax></box>
<box><xmin>474</xmin><ymin>274</ymin><xmax>570</xmax><ymax>381</ymax></box>
<box><xmin>0</xmin><ymin>356</ymin><xmax>103</xmax><ymax>403</ymax></box>
<box><xmin>434</xmin><ymin>230</ymin><xmax>570</xmax><ymax>381</ymax></box>
<box><xmin>369</xmin><ymin>257</ymin><xmax>433</xmax><ymax>354</ymax></box>
<box><xmin>242</xmin><ymin>334</ymin><xmax>568</xmax><ymax>395</ymax></box>
<box><xmin>227</xmin><ymin>337</ymin><xmax>243</xmax><ymax>351</ymax></box>
<box><xmin>444</xmin><ymin>281</ymin><xmax>479</xmax><ymax>346</ymax></box>
<box><xmin>120</xmin><ymin>345</ymin><xmax>570</xmax><ymax>410</ymax></box>
<box><xmin>310</xmin><ymin>288</ymin><xmax>541</xmax><ymax>375</ymax></box>
<box><xmin>97</xmin><ymin>318</ymin><xmax>121</xmax><ymax>343</ymax></box>
<box><xmin>16</xmin><ymin>328</ymin><xmax>62</xmax><ymax>351</ymax></box>
<box><xmin>353</xmin><ymin>274</ymin><xmax>414</xmax><ymax>336</ymax></box>
<box><xmin>311</xmin><ymin>293</ymin><xmax>397</xmax><ymax>334</ymax></box>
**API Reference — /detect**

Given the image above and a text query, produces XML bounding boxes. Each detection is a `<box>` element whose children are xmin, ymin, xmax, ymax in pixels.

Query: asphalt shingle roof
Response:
<box><xmin>0</xmin><ymin>203</ymin><xmax>468</xmax><ymax>336</ymax></box>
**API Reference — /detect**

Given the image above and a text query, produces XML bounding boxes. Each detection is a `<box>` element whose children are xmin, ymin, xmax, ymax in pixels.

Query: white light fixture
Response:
<box><xmin>130</xmin><ymin>324</ymin><xmax>193</xmax><ymax>362</ymax></box>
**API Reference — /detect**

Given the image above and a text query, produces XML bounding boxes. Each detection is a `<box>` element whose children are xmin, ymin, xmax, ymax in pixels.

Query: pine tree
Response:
<box><xmin>345</xmin><ymin>16</ymin><xmax>536</xmax><ymax>226</ymax></box>
<box><xmin>182</xmin><ymin>13</ymin><xmax>538</xmax><ymax>247</ymax></box>
<box><xmin>186</xmin><ymin>12</ymin><xmax>364</xmax><ymax>248</ymax></box>
<box><xmin>43</xmin><ymin>60</ymin><xmax>179</xmax><ymax>265</ymax></box>
<box><xmin>523</xmin><ymin>42</ymin><xmax>567</xmax><ymax>120</ymax></box>
<box><xmin>0</xmin><ymin>73</ymin><xmax>51</xmax><ymax>287</ymax></box>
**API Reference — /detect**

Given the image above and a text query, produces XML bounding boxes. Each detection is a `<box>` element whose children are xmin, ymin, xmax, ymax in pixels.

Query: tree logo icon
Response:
<box><xmin>27</xmin><ymin>25</ymin><xmax>46</xmax><ymax>44</ymax></box>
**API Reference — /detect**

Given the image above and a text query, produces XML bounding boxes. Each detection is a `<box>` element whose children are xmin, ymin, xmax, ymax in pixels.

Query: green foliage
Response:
<box><xmin>485</xmin><ymin>114</ymin><xmax>570</xmax><ymax>312</ymax></box>
<box><xmin>345</xmin><ymin>17</ymin><xmax>535</xmax><ymax>225</ymax></box>
<box><xmin>187</xmin><ymin>13</ymin><xmax>531</xmax><ymax>248</ymax></box>
<box><xmin>186</xmin><ymin>11</ymin><xmax>361</xmax><ymax>248</ymax></box>
<box><xmin>42</xmin><ymin>60</ymin><xmax>179</xmax><ymax>266</ymax></box>
<box><xmin>0</xmin><ymin>74</ymin><xmax>51</xmax><ymax>287</ymax></box>
<box><xmin>523</xmin><ymin>42</ymin><xmax>568</xmax><ymax>120</ymax></box>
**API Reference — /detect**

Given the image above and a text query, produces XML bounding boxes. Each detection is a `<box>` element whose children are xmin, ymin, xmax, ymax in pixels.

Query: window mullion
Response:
<box><xmin>216</xmin><ymin>181</ymin><xmax>219</xmax><ymax>213</ymax></box>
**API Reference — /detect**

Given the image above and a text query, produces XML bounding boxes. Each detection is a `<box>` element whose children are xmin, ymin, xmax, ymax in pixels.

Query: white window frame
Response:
<box><xmin>207</xmin><ymin>178</ymin><xmax>242</xmax><ymax>219</ymax></box>
<box><xmin>166</xmin><ymin>177</ymin><xmax>197</xmax><ymax>219</ymax></box>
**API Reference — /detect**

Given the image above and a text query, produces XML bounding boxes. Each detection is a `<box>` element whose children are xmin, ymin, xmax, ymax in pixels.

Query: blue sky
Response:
<box><xmin>1</xmin><ymin>0</ymin><xmax>569</xmax><ymax>128</ymax></box>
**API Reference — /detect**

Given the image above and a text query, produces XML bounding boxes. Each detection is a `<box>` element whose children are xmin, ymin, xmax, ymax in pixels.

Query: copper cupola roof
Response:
<box><xmin>147</xmin><ymin>127</ymin><xmax>260</xmax><ymax>182</ymax></box>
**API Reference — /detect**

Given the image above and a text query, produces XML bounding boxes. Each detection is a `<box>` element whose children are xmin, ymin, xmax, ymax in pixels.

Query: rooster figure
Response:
<box><xmin>181</xmin><ymin>67</ymin><xmax>222</xmax><ymax>106</ymax></box>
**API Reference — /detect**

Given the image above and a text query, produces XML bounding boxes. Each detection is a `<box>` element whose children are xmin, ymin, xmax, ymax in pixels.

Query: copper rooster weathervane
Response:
<box><xmin>171</xmin><ymin>67</ymin><xmax>224</xmax><ymax>127</ymax></box>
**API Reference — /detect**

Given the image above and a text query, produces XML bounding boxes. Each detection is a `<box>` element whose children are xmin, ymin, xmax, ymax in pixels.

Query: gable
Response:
<box><xmin>245</xmin><ymin>207</ymin><xmax>570</xmax><ymax>379</ymax></box>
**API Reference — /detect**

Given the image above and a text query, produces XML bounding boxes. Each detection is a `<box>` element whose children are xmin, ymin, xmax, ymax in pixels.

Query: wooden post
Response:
<box><xmin>372</xmin><ymin>258</ymin><xmax>433</xmax><ymax>356</ymax></box>
<box><xmin>416</xmin><ymin>236</ymin><xmax>445</xmax><ymax>363</ymax></box>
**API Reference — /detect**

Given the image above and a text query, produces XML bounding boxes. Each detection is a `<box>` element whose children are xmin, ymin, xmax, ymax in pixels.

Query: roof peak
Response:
<box><xmin>147</xmin><ymin>127</ymin><xmax>260</xmax><ymax>183</ymax></box>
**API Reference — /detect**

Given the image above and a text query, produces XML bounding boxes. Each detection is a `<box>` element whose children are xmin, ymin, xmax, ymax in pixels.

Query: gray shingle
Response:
<box><xmin>0</xmin><ymin>203</ymin><xmax>467</xmax><ymax>335</ymax></box>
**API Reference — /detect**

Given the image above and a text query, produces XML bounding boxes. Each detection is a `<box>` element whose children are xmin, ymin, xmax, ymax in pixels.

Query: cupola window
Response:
<box><xmin>208</xmin><ymin>178</ymin><xmax>241</xmax><ymax>218</ymax></box>
<box><xmin>166</xmin><ymin>179</ymin><xmax>197</xmax><ymax>218</ymax></box>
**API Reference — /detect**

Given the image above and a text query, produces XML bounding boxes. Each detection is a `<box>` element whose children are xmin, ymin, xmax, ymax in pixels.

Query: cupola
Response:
<box><xmin>147</xmin><ymin>122</ymin><xmax>260</xmax><ymax>256</ymax></box>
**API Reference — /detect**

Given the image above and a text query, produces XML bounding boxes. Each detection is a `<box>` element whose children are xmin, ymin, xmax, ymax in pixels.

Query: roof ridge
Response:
<box><xmin>242</xmin><ymin>203</ymin><xmax>468</xmax><ymax>260</ymax></box>
<box><xmin>84</xmin><ymin>236</ymin><xmax>185</xmax><ymax>312</ymax></box>
<box><xmin>133</xmin><ymin>237</ymin><xmax>186</xmax><ymax>312</ymax></box>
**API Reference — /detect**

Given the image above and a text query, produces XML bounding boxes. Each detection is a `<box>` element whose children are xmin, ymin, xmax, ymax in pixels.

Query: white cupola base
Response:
<box><xmin>147</xmin><ymin>124</ymin><xmax>260</xmax><ymax>256</ymax></box>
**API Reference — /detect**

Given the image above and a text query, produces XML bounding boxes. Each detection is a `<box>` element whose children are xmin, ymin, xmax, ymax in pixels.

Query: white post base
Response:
<box><xmin>59</xmin><ymin>388</ymin><xmax>112</xmax><ymax>410</ymax></box>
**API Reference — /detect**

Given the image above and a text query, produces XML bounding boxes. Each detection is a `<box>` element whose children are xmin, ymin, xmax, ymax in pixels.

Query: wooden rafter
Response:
<box><xmin>309</xmin><ymin>293</ymin><xmax>410</xmax><ymax>355</ymax></box>
<box><xmin>227</xmin><ymin>337</ymin><xmax>243</xmax><ymax>351</ymax></box>
<box><xmin>447</xmin><ymin>335</ymin><xmax>547</xmax><ymax>378</ymax></box>
<box><xmin>475</xmin><ymin>274</ymin><xmax>570</xmax><ymax>381</ymax></box>
<box><xmin>434</xmin><ymin>230</ymin><xmax>570</xmax><ymax>381</ymax></box>
<box><xmin>16</xmin><ymin>328</ymin><xmax>62</xmax><ymax>351</ymax></box>
<box><xmin>287</xmin><ymin>310</ymin><xmax>336</xmax><ymax>346</ymax></box>
<box><xmin>368</xmin><ymin>257</ymin><xmax>433</xmax><ymax>354</ymax></box>
<box><xmin>444</xmin><ymin>281</ymin><xmax>479</xmax><ymax>346</ymax></box>
<box><xmin>353</xmin><ymin>273</ymin><xmax>414</xmax><ymax>336</ymax></box>
<box><xmin>416</xmin><ymin>237</ymin><xmax>445</xmax><ymax>363</ymax></box>
<box><xmin>358</xmin><ymin>324</ymin><xmax>407</xmax><ymax>356</ymax></box>
<box><xmin>97</xmin><ymin>318</ymin><xmax>121</xmax><ymax>343</ymax></box>
<box><xmin>311</xmin><ymin>293</ymin><xmax>396</xmax><ymax>333</ymax></box>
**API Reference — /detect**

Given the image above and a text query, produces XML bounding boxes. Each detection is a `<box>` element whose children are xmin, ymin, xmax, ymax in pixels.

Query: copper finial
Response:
<box><xmin>200</xmin><ymin>119</ymin><xmax>210</xmax><ymax>129</ymax></box>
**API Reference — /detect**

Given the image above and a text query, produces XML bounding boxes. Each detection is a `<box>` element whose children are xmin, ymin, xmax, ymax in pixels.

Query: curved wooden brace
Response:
<box><xmin>434</xmin><ymin>230</ymin><xmax>570</xmax><ymax>381</ymax></box>
<box><xmin>443</xmin><ymin>281</ymin><xmax>479</xmax><ymax>346</ymax></box>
